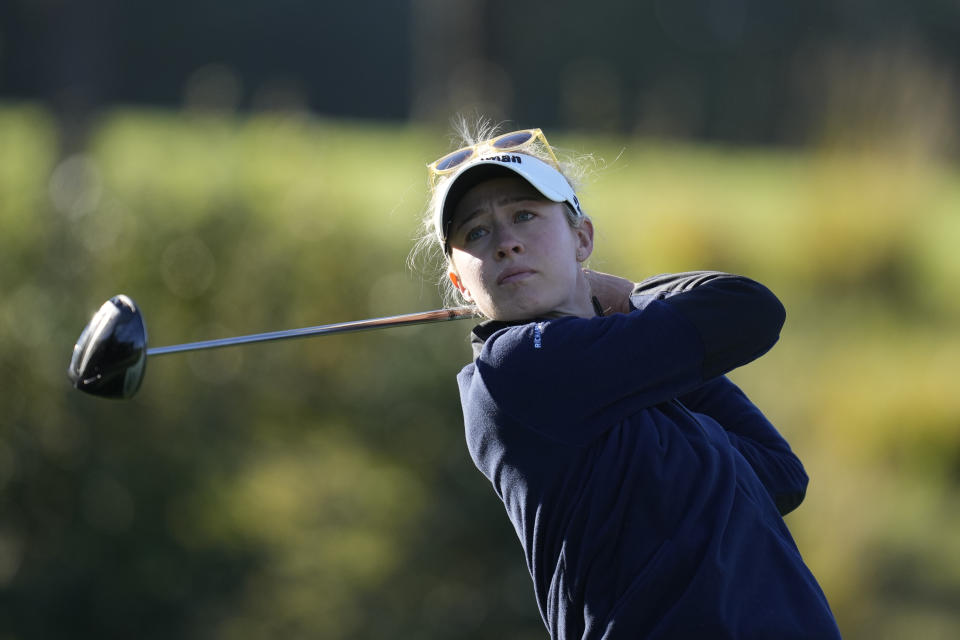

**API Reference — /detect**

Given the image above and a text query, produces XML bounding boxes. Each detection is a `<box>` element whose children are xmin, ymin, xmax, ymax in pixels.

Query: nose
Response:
<box><xmin>494</xmin><ymin>227</ymin><xmax>524</xmax><ymax>259</ymax></box>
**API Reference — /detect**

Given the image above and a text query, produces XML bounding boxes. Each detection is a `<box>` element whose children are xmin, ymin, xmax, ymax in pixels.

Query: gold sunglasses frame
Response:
<box><xmin>426</xmin><ymin>128</ymin><xmax>561</xmax><ymax>183</ymax></box>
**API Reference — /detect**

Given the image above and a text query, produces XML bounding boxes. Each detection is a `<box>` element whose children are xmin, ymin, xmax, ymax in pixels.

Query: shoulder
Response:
<box><xmin>469</xmin><ymin>316</ymin><xmax>575</xmax><ymax>361</ymax></box>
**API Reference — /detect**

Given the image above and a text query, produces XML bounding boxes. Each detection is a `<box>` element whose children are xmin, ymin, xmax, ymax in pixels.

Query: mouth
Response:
<box><xmin>497</xmin><ymin>268</ymin><xmax>535</xmax><ymax>285</ymax></box>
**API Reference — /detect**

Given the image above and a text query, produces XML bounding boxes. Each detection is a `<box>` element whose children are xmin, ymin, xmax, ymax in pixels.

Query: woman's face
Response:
<box><xmin>446</xmin><ymin>176</ymin><xmax>594</xmax><ymax>320</ymax></box>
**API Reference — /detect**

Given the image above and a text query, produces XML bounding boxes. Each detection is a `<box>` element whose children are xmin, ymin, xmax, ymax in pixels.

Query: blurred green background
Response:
<box><xmin>1</xmin><ymin>103</ymin><xmax>958</xmax><ymax>639</ymax></box>
<box><xmin>2</xmin><ymin>1</ymin><xmax>960</xmax><ymax>638</ymax></box>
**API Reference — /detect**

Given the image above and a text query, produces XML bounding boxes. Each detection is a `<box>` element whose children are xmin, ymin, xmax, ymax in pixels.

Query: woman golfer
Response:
<box><xmin>421</xmin><ymin>125</ymin><xmax>841</xmax><ymax>639</ymax></box>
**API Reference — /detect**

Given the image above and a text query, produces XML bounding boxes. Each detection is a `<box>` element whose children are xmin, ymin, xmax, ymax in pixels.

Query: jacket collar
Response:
<box><xmin>467</xmin><ymin>297</ymin><xmax>609</xmax><ymax>359</ymax></box>
<box><xmin>469</xmin><ymin>319</ymin><xmax>531</xmax><ymax>359</ymax></box>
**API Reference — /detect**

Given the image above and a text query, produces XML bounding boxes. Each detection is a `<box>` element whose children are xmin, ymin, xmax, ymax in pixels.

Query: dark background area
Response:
<box><xmin>3</xmin><ymin>0</ymin><xmax>958</xmax><ymax>145</ymax></box>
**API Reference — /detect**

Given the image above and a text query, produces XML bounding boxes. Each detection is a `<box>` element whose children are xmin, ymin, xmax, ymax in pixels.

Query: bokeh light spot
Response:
<box><xmin>160</xmin><ymin>235</ymin><xmax>216</xmax><ymax>299</ymax></box>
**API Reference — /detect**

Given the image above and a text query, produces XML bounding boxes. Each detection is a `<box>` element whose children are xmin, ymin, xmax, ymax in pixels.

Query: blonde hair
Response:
<box><xmin>409</xmin><ymin>115</ymin><xmax>600</xmax><ymax>310</ymax></box>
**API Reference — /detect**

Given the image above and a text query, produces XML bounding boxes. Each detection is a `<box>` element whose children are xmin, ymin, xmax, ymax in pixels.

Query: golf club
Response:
<box><xmin>68</xmin><ymin>295</ymin><xmax>479</xmax><ymax>399</ymax></box>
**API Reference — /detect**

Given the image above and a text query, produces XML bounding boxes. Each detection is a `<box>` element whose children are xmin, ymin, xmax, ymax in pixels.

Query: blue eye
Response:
<box><xmin>465</xmin><ymin>227</ymin><xmax>487</xmax><ymax>242</ymax></box>
<box><xmin>515</xmin><ymin>211</ymin><xmax>535</xmax><ymax>222</ymax></box>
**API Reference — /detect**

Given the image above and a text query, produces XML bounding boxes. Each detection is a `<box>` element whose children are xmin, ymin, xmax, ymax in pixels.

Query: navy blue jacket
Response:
<box><xmin>456</xmin><ymin>272</ymin><xmax>841</xmax><ymax>639</ymax></box>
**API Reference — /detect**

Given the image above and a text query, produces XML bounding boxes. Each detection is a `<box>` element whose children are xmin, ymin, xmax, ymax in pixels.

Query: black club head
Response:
<box><xmin>68</xmin><ymin>295</ymin><xmax>148</xmax><ymax>399</ymax></box>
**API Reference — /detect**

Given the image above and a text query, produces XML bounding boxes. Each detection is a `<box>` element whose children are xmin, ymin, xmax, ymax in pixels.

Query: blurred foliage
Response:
<box><xmin>0</xmin><ymin>102</ymin><xmax>958</xmax><ymax>638</ymax></box>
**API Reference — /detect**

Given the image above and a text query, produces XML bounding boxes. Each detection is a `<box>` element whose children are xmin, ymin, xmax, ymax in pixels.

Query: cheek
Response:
<box><xmin>451</xmin><ymin>255</ymin><xmax>486</xmax><ymax>294</ymax></box>
<box><xmin>549</xmin><ymin>227</ymin><xmax>583</xmax><ymax>267</ymax></box>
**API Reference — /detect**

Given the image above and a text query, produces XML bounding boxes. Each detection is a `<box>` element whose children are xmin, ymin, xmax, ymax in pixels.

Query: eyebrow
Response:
<box><xmin>452</xmin><ymin>194</ymin><xmax>544</xmax><ymax>233</ymax></box>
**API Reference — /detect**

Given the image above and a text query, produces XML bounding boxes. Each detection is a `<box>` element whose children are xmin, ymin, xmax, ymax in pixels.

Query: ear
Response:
<box><xmin>574</xmin><ymin>218</ymin><xmax>595</xmax><ymax>263</ymax></box>
<box><xmin>448</xmin><ymin>268</ymin><xmax>473</xmax><ymax>302</ymax></box>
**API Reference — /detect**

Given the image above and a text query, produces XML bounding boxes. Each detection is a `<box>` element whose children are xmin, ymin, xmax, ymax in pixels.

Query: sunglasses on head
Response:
<box><xmin>426</xmin><ymin>128</ymin><xmax>561</xmax><ymax>179</ymax></box>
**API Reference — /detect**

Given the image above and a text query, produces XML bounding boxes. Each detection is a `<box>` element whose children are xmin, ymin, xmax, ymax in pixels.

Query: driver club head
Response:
<box><xmin>68</xmin><ymin>295</ymin><xmax>148</xmax><ymax>399</ymax></box>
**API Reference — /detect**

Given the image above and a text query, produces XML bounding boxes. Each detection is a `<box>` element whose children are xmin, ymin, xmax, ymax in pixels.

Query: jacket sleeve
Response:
<box><xmin>473</xmin><ymin>272</ymin><xmax>786</xmax><ymax>444</ymax></box>
<box><xmin>630</xmin><ymin>271</ymin><xmax>787</xmax><ymax>380</ymax></box>
<box><xmin>678</xmin><ymin>376</ymin><xmax>808</xmax><ymax>515</ymax></box>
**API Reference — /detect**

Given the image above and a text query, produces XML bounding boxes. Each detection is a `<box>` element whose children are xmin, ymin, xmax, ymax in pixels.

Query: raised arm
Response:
<box><xmin>679</xmin><ymin>376</ymin><xmax>808</xmax><ymax>514</ymax></box>
<box><xmin>471</xmin><ymin>272</ymin><xmax>786</xmax><ymax>443</ymax></box>
<box><xmin>630</xmin><ymin>271</ymin><xmax>787</xmax><ymax>380</ymax></box>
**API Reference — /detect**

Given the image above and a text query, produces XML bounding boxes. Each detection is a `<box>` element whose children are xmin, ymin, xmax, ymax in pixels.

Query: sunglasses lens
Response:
<box><xmin>434</xmin><ymin>148</ymin><xmax>474</xmax><ymax>172</ymax></box>
<box><xmin>492</xmin><ymin>131</ymin><xmax>534</xmax><ymax>149</ymax></box>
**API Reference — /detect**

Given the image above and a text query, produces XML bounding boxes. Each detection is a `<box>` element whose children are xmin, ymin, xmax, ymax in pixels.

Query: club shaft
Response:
<box><xmin>146</xmin><ymin>306</ymin><xmax>479</xmax><ymax>356</ymax></box>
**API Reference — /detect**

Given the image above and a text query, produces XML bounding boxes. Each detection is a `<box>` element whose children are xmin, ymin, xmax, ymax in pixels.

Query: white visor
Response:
<box><xmin>433</xmin><ymin>153</ymin><xmax>584</xmax><ymax>249</ymax></box>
